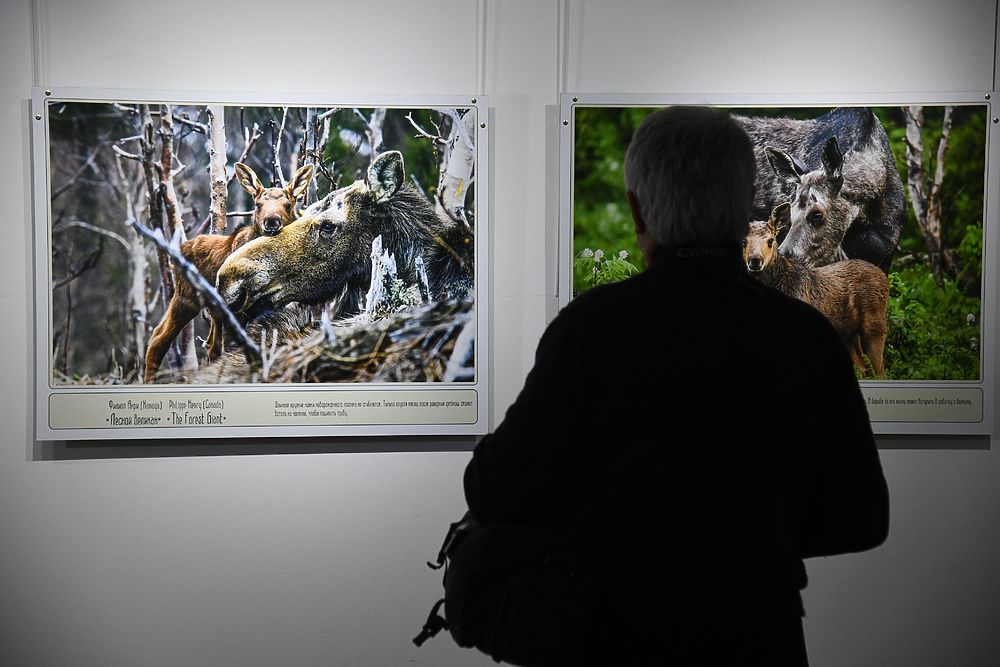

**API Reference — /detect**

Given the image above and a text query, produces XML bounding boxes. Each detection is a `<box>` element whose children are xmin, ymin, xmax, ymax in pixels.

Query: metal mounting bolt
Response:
<box><xmin>572</xmin><ymin>96</ymin><xmax>579</xmax><ymax>103</ymax></box>
<box><xmin>563</xmin><ymin>120</ymin><xmax>569</xmax><ymax>125</ymax></box>
<box><xmin>986</xmin><ymin>93</ymin><xmax>992</xmax><ymax>100</ymax></box>
<box><xmin>993</xmin><ymin>117</ymin><xmax>999</xmax><ymax>124</ymax></box>
<box><xmin>35</xmin><ymin>114</ymin><xmax>42</xmax><ymax>120</ymax></box>
<box><xmin>45</xmin><ymin>90</ymin><xmax>51</xmax><ymax>96</ymax></box>
<box><xmin>480</xmin><ymin>122</ymin><xmax>486</xmax><ymax>128</ymax></box>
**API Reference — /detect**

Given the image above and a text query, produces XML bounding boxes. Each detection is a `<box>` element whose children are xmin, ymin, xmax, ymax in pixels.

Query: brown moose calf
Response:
<box><xmin>743</xmin><ymin>202</ymin><xmax>889</xmax><ymax>378</ymax></box>
<box><xmin>143</xmin><ymin>162</ymin><xmax>313</xmax><ymax>383</ymax></box>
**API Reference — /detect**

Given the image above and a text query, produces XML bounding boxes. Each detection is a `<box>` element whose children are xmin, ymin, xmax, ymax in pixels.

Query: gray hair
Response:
<box><xmin>623</xmin><ymin>106</ymin><xmax>756</xmax><ymax>247</ymax></box>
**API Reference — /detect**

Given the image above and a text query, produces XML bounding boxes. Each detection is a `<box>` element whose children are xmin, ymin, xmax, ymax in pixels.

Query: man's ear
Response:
<box><xmin>627</xmin><ymin>190</ymin><xmax>646</xmax><ymax>235</ymax></box>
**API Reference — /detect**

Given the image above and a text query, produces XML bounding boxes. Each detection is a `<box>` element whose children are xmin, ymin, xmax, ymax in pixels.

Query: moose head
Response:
<box><xmin>764</xmin><ymin>136</ymin><xmax>855</xmax><ymax>267</ymax></box>
<box><xmin>234</xmin><ymin>162</ymin><xmax>314</xmax><ymax>236</ymax></box>
<box><xmin>743</xmin><ymin>202</ymin><xmax>791</xmax><ymax>274</ymax></box>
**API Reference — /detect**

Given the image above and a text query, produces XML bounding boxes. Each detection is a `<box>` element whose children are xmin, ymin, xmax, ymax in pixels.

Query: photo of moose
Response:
<box><xmin>573</xmin><ymin>104</ymin><xmax>986</xmax><ymax>381</ymax></box>
<box><xmin>45</xmin><ymin>100</ymin><xmax>477</xmax><ymax>385</ymax></box>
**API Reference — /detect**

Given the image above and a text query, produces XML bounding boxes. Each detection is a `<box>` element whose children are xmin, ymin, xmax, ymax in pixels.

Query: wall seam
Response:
<box><xmin>29</xmin><ymin>0</ymin><xmax>48</xmax><ymax>88</ymax></box>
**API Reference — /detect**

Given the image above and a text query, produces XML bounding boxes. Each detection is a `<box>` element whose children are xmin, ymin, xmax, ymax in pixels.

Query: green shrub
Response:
<box><xmin>884</xmin><ymin>267</ymin><xmax>980</xmax><ymax>380</ymax></box>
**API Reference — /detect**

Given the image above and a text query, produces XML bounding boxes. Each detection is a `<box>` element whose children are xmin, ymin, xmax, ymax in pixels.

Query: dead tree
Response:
<box><xmin>137</xmin><ymin>103</ymin><xmax>198</xmax><ymax>372</ymax></box>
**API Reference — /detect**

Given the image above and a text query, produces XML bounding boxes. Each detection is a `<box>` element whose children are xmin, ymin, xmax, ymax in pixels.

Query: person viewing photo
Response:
<box><xmin>452</xmin><ymin>105</ymin><xmax>890</xmax><ymax>666</ymax></box>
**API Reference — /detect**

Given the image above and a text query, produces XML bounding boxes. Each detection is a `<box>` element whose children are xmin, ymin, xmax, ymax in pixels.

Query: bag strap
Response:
<box><xmin>413</xmin><ymin>598</ymin><xmax>448</xmax><ymax>647</ymax></box>
<box><xmin>412</xmin><ymin>512</ymin><xmax>480</xmax><ymax>646</ymax></box>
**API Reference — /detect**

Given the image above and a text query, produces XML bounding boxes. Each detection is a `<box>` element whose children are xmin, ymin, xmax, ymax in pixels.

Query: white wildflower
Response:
<box><xmin>594</xmin><ymin>249</ymin><xmax>604</xmax><ymax>261</ymax></box>
<box><xmin>580</xmin><ymin>248</ymin><xmax>594</xmax><ymax>258</ymax></box>
<box><xmin>967</xmin><ymin>313</ymin><xmax>976</xmax><ymax>324</ymax></box>
<box><xmin>618</xmin><ymin>250</ymin><xmax>628</xmax><ymax>260</ymax></box>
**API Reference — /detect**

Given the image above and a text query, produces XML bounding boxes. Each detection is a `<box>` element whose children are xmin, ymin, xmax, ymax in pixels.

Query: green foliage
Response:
<box><xmin>572</xmin><ymin>107</ymin><xmax>654</xmax><ymax>293</ymax></box>
<box><xmin>884</xmin><ymin>267</ymin><xmax>980</xmax><ymax>380</ymax></box>
<box><xmin>573</xmin><ymin>248</ymin><xmax>639</xmax><ymax>292</ymax></box>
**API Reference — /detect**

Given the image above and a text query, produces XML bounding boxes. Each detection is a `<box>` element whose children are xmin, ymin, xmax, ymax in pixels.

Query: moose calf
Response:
<box><xmin>143</xmin><ymin>162</ymin><xmax>313</xmax><ymax>383</ymax></box>
<box><xmin>743</xmin><ymin>203</ymin><xmax>889</xmax><ymax>378</ymax></box>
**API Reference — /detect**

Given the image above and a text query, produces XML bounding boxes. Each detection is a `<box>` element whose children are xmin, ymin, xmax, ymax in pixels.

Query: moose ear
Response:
<box><xmin>367</xmin><ymin>151</ymin><xmax>405</xmax><ymax>204</ymax></box>
<box><xmin>234</xmin><ymin>162</ymin><xmax>263</xmax><ymax>196</ymax></box>
<box><xmin>770</xmin><ymin>202</ymin><xmax>792</xmax><ymax>233</ymax></box>
<box><xmin>821</xmin><ymin>136</ymin><xmax>843</xmax><ymax>181</ymax></box>
<box><xmin>765</xmin><ymin>147</ymin><xmax>803</xmax><ymax>185</ymax></box>
<box><xmin>287</xmin><ymin>163</ymin><xmax>314</xmax><ymax>200</ymax></box>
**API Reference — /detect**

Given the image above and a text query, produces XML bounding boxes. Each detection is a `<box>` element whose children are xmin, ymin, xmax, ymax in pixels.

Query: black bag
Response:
<box><xmin>413</xmin><ymin>511</ymin><xmax>601</xmax><ymax>666</ymax></box>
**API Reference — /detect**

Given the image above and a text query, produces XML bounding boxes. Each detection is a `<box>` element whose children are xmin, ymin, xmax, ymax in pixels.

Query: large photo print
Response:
<box><xmin>564</xmin><ymin>98</ymin><xmax>994</xmax><ymax>433</ymax></box>
<box><xmin>34</xmin><ymin>91</ymin><xmax>487</xmax><ymax>439</ymax></box>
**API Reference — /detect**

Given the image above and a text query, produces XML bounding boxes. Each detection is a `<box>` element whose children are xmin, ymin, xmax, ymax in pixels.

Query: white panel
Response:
<box><xmin>568</xmin><ymin>0</ymin><xmax>997</xmax><ymax>95</ymax></box>
<box><xmin>41</xmin><ymin>0</ymin><xmax>478</xmax><ymax>94</ymax></box>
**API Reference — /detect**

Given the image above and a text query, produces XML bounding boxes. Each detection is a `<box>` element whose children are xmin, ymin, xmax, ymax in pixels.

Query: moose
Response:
<box><xmin>743</xmin><ymin>203</ymin><xmax>889</xmax><ymax>378</ymax></box>
<box><xmin>735</xmin><ymin>107</ymin><xmax>906</xmax><ymax>273</ymax></box>
<box><xmin>143</xmin><ymin>162</ymin><xmax>314</xmax><ymax>383</ymax></box>
<box><xmin>216</xmin><ymin>150</ymin><xmax>473</xmax><ymax>329</ymax></box>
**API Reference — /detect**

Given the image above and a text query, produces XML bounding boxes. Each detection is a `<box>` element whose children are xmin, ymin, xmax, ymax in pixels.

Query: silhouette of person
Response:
<box><xmin>462</xmin><ymin>105</ymin><xmax>890</xmax><ymax>665</ymax></box>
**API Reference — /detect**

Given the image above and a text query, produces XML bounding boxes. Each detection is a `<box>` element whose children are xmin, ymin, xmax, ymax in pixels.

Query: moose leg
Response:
<box><xmin>205</xmin><ymin>312</ymin><xmax>224</xmax><ymax>361</ymax></box>
<box><xmin>861</xmin><ymin>327</ymin><xmax>888</xmax><ymax>380</ymax></box>
<box><xmin>144</xmin><ymin>297</ymin><xmax>200</xmax><ymax>383</ymax></box>
<box><xmin>848</xmin><ymin>337</ymin><xmax>868</xmax><ymax>377</ymax></box>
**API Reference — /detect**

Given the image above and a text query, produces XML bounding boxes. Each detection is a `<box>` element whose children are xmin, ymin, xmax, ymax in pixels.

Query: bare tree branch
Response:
<box><xmin>52</xmin><ymin>241</ymin><xmax>103</xmax><ymax>290</ymax></box>
<box><xmin>111</xmin><ymin>144</ymin><xmax>143</xmax><ymax>161</ymax></box>
<box><xmin>56</xmin><ymin>218</ymin><xmax>130</xmax><ymax>250</ymax></box>
<box><xmin>51</xmin><ymin>142</ymin><xmax>105</xmax><ymax>200</ymax></box>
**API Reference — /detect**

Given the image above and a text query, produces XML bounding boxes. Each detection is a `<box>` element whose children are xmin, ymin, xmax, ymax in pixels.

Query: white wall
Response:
<box><xmin>0</xmin><ymin>1</ymin><xmax>997</xmax><ymax>665</ymax></box>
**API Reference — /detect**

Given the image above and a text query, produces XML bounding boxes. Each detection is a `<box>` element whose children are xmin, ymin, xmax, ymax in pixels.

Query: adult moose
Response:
<box><xmin>143</xmin><ymin>162</ymin><xmax>313</xmax><ymax>383</ymax></box>
<box><xmin>735</xmin><ymin>107</ymin><xmax>906</xmax><ymax>273</ymax></box>
<box><xmin>216</xmin><ymin>150</ymin><xmax>473</xmax><ymax>328</ymax></box>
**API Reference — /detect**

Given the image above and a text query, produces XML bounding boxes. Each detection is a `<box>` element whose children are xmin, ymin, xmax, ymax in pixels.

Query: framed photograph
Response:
<box><xmin>559</xmin><ymin>93</ymin><xmax>997</xmax><ymax>435</ymax></box>
<box><xmin>32</xmin><ymin>87</ymin><xmax>489</xmax><ymax>440</ymax></box>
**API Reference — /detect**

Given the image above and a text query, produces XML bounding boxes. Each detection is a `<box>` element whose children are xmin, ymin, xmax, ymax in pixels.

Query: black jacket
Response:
<box><xmin>465</xmin><ymin>245</ymin><xmax>889</xmax><ymax>622</ymax></box>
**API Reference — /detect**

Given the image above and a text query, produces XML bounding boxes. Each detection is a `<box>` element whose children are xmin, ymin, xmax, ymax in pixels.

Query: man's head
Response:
<box><xmin>624</xmin><ymin>106</ymin><xmax>756</xmax><ymax>259</ymax></box>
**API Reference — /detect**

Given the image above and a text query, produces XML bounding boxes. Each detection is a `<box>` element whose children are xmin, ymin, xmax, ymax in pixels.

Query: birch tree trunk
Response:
<box><xmin>207</xmin><ymin>104</ymin><xmax>228</xmax><ymax>232</ymax></box>
<box><xmin>904</xmin><ymin>105</ymin><xmax>956</xmax><ymax>278</ymax></box>
<box><xmin>436</xmin><ymin>109</ymin><xmax>476</xmax><ymax>227</ymax></box>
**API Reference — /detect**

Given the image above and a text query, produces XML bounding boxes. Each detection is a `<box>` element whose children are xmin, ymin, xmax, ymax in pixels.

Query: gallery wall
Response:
<box><xmin>0</xmin><ymin>0</ymin><xmax>998</xmax><ymax>665</ymax></box>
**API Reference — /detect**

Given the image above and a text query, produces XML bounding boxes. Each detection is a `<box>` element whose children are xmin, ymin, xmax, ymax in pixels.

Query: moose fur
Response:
<box><xmin>743</xmin><ymin>203</ymin><xmax>889</xmax><ymax>378</ymax></box>
<box><xmin>735</xmin><ymin>107</ymin><xmax>905</xmax><ymax>273</ymax></box>
<box><xmin>216</xmin><ymin>150</ymin><xmax>474</xmax><ymax>327</ymax></box>
<box><xmin>143</xmin><ymin>162</ymin><xmax>313</xmax><ymax>383</ymax></box>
